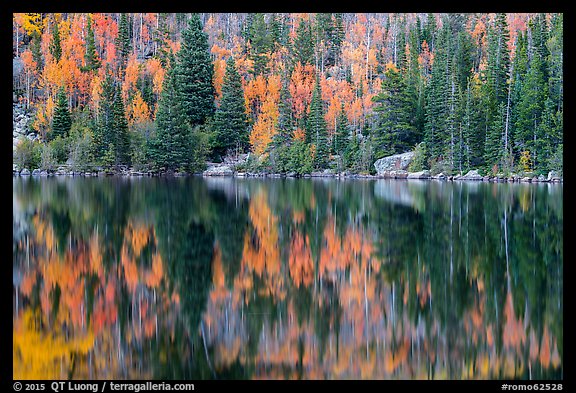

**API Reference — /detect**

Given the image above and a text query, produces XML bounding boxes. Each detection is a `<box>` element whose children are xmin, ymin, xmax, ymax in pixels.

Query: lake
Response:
<box><xmin>13</xmin><ymin>176</ymin><xmax>563</xmax><ymax>379</ymax></box>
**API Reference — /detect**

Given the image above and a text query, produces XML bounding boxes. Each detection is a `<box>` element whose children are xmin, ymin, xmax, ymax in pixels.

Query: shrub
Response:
<box><xmin>14</xmin><ymin>139</ymin><xmax>41</xmax><ymax>169</ymax></box>
<box><xmin>408</xmin><ymin>142</ymin><xmax>426</xmax><ymax>172</ymax></box>
<box><xmin>40</xmin><ymin>143</ymin><xmax>57</xmax><ymax>171</ymax></box>
<box><xmin>69</xmin><ymin>128</ymin><xmax>95</xmax><ymax>172</ymax></box>
<box><xmin>48</xmin><ymin>136</ymin><xmax>69</xmax><ymax>164</ymax></box>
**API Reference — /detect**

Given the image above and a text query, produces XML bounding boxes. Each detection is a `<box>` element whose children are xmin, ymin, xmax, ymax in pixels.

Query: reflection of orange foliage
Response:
<box><xmin>502</xmin><ymin>291</ymin><xmax>526</xmax><ymax>351</ymax></box>
<box><xmin>241</xmin><ymin>190</ymin><xmax>284</xmax><ymax>301</ymax></box>
<box><xmin>289</xmin><ymin>232</ymin><xmax>314</xmax><ymax>288</ymax></box>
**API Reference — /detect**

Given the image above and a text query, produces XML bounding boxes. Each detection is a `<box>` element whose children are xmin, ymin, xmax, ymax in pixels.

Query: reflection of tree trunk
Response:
<box><xmin>200</xmin><ymin>320</ymin><xmax>216</xmax><ymax>378</ymax></box>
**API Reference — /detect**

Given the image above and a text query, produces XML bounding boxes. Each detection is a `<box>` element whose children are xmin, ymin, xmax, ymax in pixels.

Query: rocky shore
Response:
<box><xmin>13</xmin><ymin>164</ymin><xmax>563</xmax><ymax>184</ymax></box>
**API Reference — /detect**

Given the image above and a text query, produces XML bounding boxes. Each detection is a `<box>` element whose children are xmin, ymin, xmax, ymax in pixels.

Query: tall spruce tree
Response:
<box><xmin>112</xmin><ymin>84</ymin><xmax>131</xmax><ymax>166</ymax></box>
<box><xmin>292</xmin><ymin>18</ymin><xmax>315</xmax><ymax>67</ymax></box>
<box><xmin>372</xmin><ymin>63</ymin><xmax>417</xmax><ymax>158</ymax></box>
<box><xmin>150</xmin><ymin>56</ymin><xmax>190</xmax><ymax>171</ymax></box>
<box><xmin>174</xmin><ymin>14</ymin><xmax>215</xmax><ymax>127</ymax></box>
<box><xmin>333</xmin><ymin>103</ymin><xmax>350</xmax><ymax>155</ymax></box>
<box><xmin>95</xmin><ymin>72</ymin><xmax>116</xmax><ymax>161</ymax></box>
<box><xmin>248</xmin><ymin>13</ymin><xmax>271</xmax><ymax>76</ymax></box>
<box><xmin>213</xmin><ymin>57</ymin><xmax>249</xmax><ymax>158</ymax></box>
<box><xmin>307</xmin><ymin>77</ymin><xmax>329</xmax><ymax>169</ymax></box>
<box><xmin>50</xmin><ymin>20</ymin><xmax>62</xmax><ymax>62</ymax></box>
<box><xmin>82</xmin><ymin>15</ymin><xmax>101</xmax><ymax>72</ymax></box>
<box><xmin>272</xmin><ymin>76</ymin><xmax>294</xmax><ymax>148</ymax></box>
<box><xmin>116</xmin><ymin>13</ymin><xmax>131</xmax><ymax>70</ymax></box>
<box><xmin>51</xmin><ymin>87</ymin><xmax>71</xmax><ymax>141</ymax></box>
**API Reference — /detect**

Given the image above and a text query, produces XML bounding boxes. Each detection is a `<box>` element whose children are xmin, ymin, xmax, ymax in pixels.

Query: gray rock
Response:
<box><xmin>538</xmin><ymin>175</ymin><xmax>547</xmax><ymax>182</ymax></box>
<box><xmin>407</xmin><ymin>170</ymin><xmax>430</xmax><ymax>179</ymax></box>
<box><xmin>20</xmin><ymin>168</ymin><xmax>30</xmax><ymax>176</ymax></box>
<box><xmin>202</xmin><ymin>164</ymin><xmax>233</xmax><ymax>177</ymax></box>
<box><xmin>433</xmin><ymin>173</ymin><xmax>447</xmax><ymax>180</ymax></box>
<box><xmin>521</xmin><ymin>177</ymin><xmax>532</xmax><ymax>183</ymax></box>
<box><xmin>547</xmin><ymin>171</ymin><xmax>560</xmax><ymax>181</ymax></box>
<box><xmin>286</xmin><ymin>172</ymin><xmax>296</xmax><ymax>177</ymax></box>
<box><xmin>374</xmin><ymin>151</ymin><xmax>415</xmax><ymax>175</ymax></box>
<box><xmin>482</xmin><ymin>176</ymin><xmax>490</xmax><ymax>181</ymax></box>
<box><xmin>40</xmin><ymin>170</ymin><xmax>49</xmax><ymax>176</ymax></box>
<box><xmin>235</xmin><ymin>172</ymin><xmax>246</xmax><ymax>178</ymax></box>
<box><xmin>31</xmin><ymin>169</ymin><xmax>41</xmax><ymax>176</ymax></box>
<box><xmin>460</xmin><ymin>170</ymin><xmax>483</xmax><ymax>180</ymax></box>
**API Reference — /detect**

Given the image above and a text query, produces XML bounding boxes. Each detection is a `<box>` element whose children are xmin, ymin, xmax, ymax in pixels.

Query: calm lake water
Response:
<box><xmin>13</xmin><ymin>176</ymin><xmax>563</xmax><ymax>380</ymax></box>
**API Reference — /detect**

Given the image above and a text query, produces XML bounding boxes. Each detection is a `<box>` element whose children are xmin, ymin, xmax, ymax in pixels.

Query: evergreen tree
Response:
<box><xmin>484</xmin><ymin>102</ymin><xmax>505</xmax><ymax>172</ymax></box>
<box><xmin>424</xmin><ymin>22</ymin><xmax>451</xmax><ymax>164</ymax></box>
<box><xmin>272</xmin><ymin>76</ymin><xmax>294</xmax><ymax>148</ymax></box>
<box><xmin>150</xmin><ymin>58</ymin><xmax>190</xmax><ymax>171</ymax></box>
<box><xmin>31</xmin><ymin>31</ymin><xmax>43</xmax><ymax>72</ymax></box>
<box><xmin>213</xmin><ymin>57</ymin><xmax>249</xmax><ymax>158</ymax></box>
<box><xmin>292</xmin><ymin>18</ymin><xmax>315</xmax><ymax>67</ymax></box>
<box><xmin>514</xmin><ymin>45</ymin><xmax>546</xmax><ymax>169</ymax></box>
<box><xmin>486</xmin><ymin>13</ymin><xmax>510</xmax><ymax>107</ymax></box>
<box><xmin>116</xmin><ymin>13</ymin><xmax>131</xmax><ymax>70</ymax></box>
<box><xmin>112</xmin><ymin>84</ymin><xmax>131</xmax><ymax>166</ymax></box>
<box><xmin>248</xmin><ymin>13</ymin><xmax>271</xmax><ymax>76</ymax></box>
<box><xmin>94</xmin><ymin>72</ymin><xmax>116</xmax><ymax>160</ymax></box>
<box><xmin>50</xmin><ymin>20</ymin><xmax>62</xmax><ymax>62</ymax></box>
<box><xmin>307</xmin><ymin>77</ymin><xmax>329</xmax><ymax>169</ymax></box>
<box><xmin>372</xmin><ymin>63</ymin><xmax>417</xmax><ymax>158</ymax></box>
<box><xmin>51</xmin><ymin>87</ymin><xmax>71</xmax><ymax>141</ymax></box>
<box><xmin>174</xmin><ymin>14</ymin><xmax>215</xmax><ymax>127</ymax></box>
<box><xmin>333</xmin><ymin>103</ymin><xmax>349</xmax><ymax>155</ymax></box>
<box><xmin>82</xmin><ymin>15</ymin><xmax>101</xmax><ymax>72</ymax></box>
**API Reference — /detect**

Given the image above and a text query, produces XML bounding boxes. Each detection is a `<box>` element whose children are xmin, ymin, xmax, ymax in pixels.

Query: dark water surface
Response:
<box><xmin>13</xmin><ymin>176</ymin><xmax>563</xmax><ymax>379</ymax></box>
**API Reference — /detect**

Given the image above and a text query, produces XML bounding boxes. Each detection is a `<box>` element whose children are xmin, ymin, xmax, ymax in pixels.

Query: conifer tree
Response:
<box><xmin>51</xmin><ymin>87</ymin><xmax>71</xmax><ymax>141</ymax></box>
<box><xmin>174</xmin><ymin>14</ymin><xmax>215</xmax><ymax>127</ymax></box>
<box><xmin>50</xmin><ymin>20</ymin><xmax>61</xmax><ymax>62</ymax></box>
<box><xmin>333</xmin><ymin>103</ymin><xmax>349</xmax><ymax>155</ymax></box>
<box><xmin>292</xmin><ymin>18</ymin><xmax>315</xmax><ymax>67</ymax></box>
<box><xmin>307</xmin><ymin>77</ymin><xmax>329</xmax><ymax>169</ymax></box>
<box><xmin>150</xmin><ymin>56</ymin><xmax>190</xmax><ymax>171</ymax></box>
<box><xmin>373</xmin><ymin>63</ymin><xmax>417</xmax><ymax>159</ymax></box>
<box><xmin>112</xmin><ymin>84</ymin><xmax>131</xmax><ymax>166</ymax></box>
<box><xmin>213</xmin><ymin>57</ymin><xmax>249</xmax><ymax>158</ymax></box>
<box><xmin>82</xmin><ymin>15</ymin><xmax>101</xmax><ymax>72</ymax></box>
<box><xmin>116</xmin><ymin>13</ymin><xmax>131</xmax><ymax>70</ymax></box>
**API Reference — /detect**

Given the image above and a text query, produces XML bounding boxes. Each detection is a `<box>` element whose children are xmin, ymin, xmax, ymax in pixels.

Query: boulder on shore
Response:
<box><xmin>374</xmin><ymin>151</ymin><xmax>414</xmax><ymax>175</ymax></box>
<box><xmin>460</xmin><ymin>170</ymin><xmax>483</xmax><ymax>180</ymax></box>
<box><xmin>407</xmin><ymin>170</ymin><xmax>430</xmax><ymax>179</ymax></box>
<box><xmin>203</xmin><ymin>164</ymin><xmax>233</xmax><ymax>177</ymax></box>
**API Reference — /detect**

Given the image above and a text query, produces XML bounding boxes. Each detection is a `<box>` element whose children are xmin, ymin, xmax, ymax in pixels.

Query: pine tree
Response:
<box><xmin>372</xmin><ymin>63</ymin><xmax>417</xmax><ymax>158</ymax></box>
<box><xmin>50</xmin><ymin>20</ymin><xmax>62</xmax><ymax>62</ymax></box>
<box><xmin>486</xmin><ymin>13</ymin><xmax>510</xmax><ymax>107</ymax></box>
<box><xmin>150</xmin><ymin>58</ymin><xmax>190</xmax><ymax>171</ymax></box>
<box><xmin>484</xmin><ymin>102</ymin><xmax>505</xmax><ymax>172</ymax></box>
<box><xmin>51</xmin><ymin>87</ymin><xmax>71</xmax><ymax>141</ymax></box>
<box><xmin>112</xmin><ymin>84</ymin><xmax>131</xmax><ymax>166</ymax></box>
<box><xmin>82</xmin><ymin>15</ymin><xmax>101</xmax><ymax>72</ymax></box>
<box><xmin>94</xmin><ymin>71</ymin><xmax>116</xmax><ymax>161</ymax></box>
<box><xmin>213</xmin><ymin>57</ymin><xmax>249</xmax><ymax>158</ymax></box>
<box><xmin>116</xmin><ymin>13</ymin><xmax>131</xmax><ymax>70</ymax></box>
<box><xmin>292</xmin><ymin>18</ymin><xmax>315</xmax><ymax>67</ymax></box>
<box><xmin>248</xmin><ymin>13</ymin><xmax>271</xmax><ymax>76</ymax></box>
<box><xmin>174</xmin><ymin>14</ymin><xmax>215</xmax><ymax>127</ymax></box>
<box><xmin>424</xmin><ymin>22</ymin><xmax>450</xmax><ymax>164</ymax></box>
<box><xmin>333</xmin><ymin>103</ymin><xmax>349</xmax><ymax>155</ymax></box>
<box><xmin>514</xmin><ymin>44</ymin><xmax>546</xmax><ymax>169</ymax></box>
<box><xmin>307</xmin><ymin>77</ymin><xmax>329</xmax><ymax>169</ymax></box>
<box><xmin>272</xmin><ymin>76</ymin><xmax>294</xmax><ymax>148</ymax></box>
<box><xmin>31</xmin><ymin>31</ymin><xmax>43</xmax><ymax>72</ymax></box>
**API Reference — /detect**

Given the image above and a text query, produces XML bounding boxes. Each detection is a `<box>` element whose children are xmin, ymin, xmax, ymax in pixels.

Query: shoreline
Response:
<box><xmin>12</xmin><ymin>168</ymin><xmax>563</xmax><ymax>184</ymax></box>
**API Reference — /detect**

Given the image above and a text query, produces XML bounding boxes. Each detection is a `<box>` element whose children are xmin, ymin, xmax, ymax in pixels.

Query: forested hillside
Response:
<box><xmin>12</xmin><ymin>13</ymin><xmax>563</xmax><ymax>176</ymax></box>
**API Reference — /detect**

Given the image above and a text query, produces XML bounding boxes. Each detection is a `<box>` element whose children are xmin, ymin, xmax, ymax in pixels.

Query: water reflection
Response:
<box><xmin>13</xmin><ymin>177</ymin><xmax>562</xmax><ymax>379</ymax></box>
